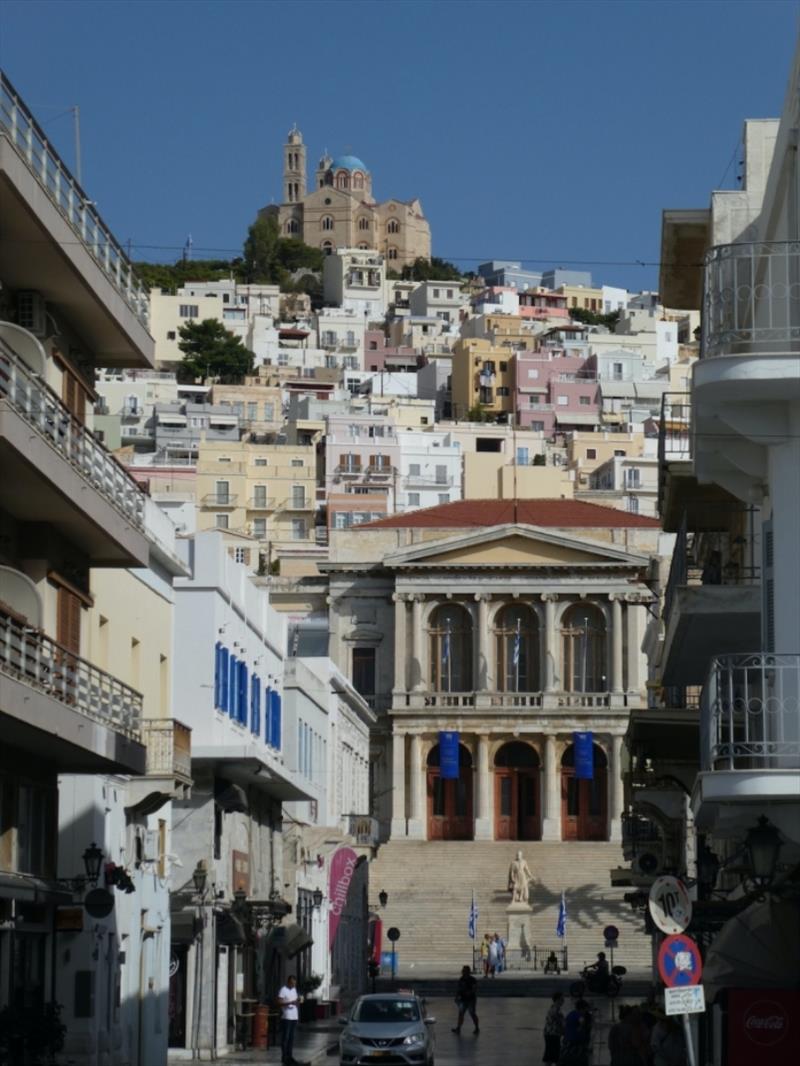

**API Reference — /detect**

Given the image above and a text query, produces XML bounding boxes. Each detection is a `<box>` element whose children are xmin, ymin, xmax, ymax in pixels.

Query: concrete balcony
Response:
<box><xmin>126</xmin><ymin>718</ymin><xmax>192</xmax><ymax>815</ymax></box>
<box><xmin>0</xmin><ymin>603</ymin><xmax>145</xmax><ymax>773</ymax></box>
<box><xmin>201</xmin><ymin>493</ymin><xmax>239</xmax><ymax>507</ymax></box>
<box><xmin>0</xmin><ymin>331</ymin><xmax>150</xmax><ymax>566</ymax></box>
<box><xmin>0</xmin><ymin>73</ymin><xmax>153</xmax><ymax>367</ymax></box>
<box><xmin>343</xmin><ymin>814</ymin><xmax>380</xmax><ymax>847</ymax></box>
<box><xmin>693</xmin><ymin>652</ymin><xmax>800</xmax><ymax>832</ymax></box>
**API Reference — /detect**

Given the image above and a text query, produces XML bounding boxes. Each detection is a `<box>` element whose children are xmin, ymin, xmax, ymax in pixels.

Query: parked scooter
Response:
<box><xmin>576</xmin><ymin>962</ymin><xmax>626</xmax><ymax>998</ymax></box>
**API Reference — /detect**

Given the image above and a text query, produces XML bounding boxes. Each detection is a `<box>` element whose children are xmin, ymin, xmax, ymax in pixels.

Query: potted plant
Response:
<box><xmin>298</xmin><ymin>975</ymin><xmax>323</xmax><ymax>1021</ymax></box>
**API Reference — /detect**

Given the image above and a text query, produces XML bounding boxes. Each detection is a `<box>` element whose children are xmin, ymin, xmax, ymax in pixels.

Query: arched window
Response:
<box><xmin>336</xmin><ymin>171</ymin><xmax>349</xmax><ymax>189</ymax></box>
<box><xmin>429</xmin><ymin>604</ymin><xmax>473</xmax><ymax>692</ymax></box>
<box><xmin>387</xmin><ymin>219</ymin><xmax>400</xmax><ymax>234</ymax></box>
<box><xmin>494</xmin><ymin>604</ymin><xmax>539</xmax><ymax>692</ymax></box>
<box><xmin>358</xmin><ymin>216</ymin><xmax>370</xmax><ymax>231</ymax></box>
<box><xmin>321</xmin><ymin>216</ymin><xmax>334</xmax><ymax>232</ymax></box>
<box><xmin>387</xmin><ymin>247</ymin><xmax>398</xmax><ymax>261</ymax></box>
<box><xmin>561</xmin><ymin>604</ymin><xmax>607</xmax><ymax>692</ymax></box>
<box><xmin>353</xmin><ymin>172</ymin><xmax>364</xmax><ymax>189</ymax></box>
<box><xmin>321</xmin><ymin>241</ymin><xmax>334</xmax><ymax>255</ymax></box>
<box><xmin>285</xmin><ymin>219</ymin><xmax>299</xmax><ymax>235</ymax></box>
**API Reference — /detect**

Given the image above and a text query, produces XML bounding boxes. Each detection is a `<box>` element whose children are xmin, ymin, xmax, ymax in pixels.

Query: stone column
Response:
<box><xmin>390</xmin><ymin>731</ymin><xmax>407</xmax><ymax>838</ymax></box>
<box><xmin>626</xmin><ymin>599</ymin><xmax>642</xmax><ymax>694</ymax></box>
<box><xmin>474</xmin><ymin>734</ymin><xmax>494</xmax><ymax>840</ymax></box>
<box><xmin>407</xmin><ymin>734</ymin><xmax>425</xmax><ymax>839</ymax></box>
<box><xmin>476</xmin><ymin>594</ymin><xmax>490</xmax><ymax>690</ymax></box>
<box><xmin>542</xmin><ymin>734</ymin><xmax>561</xmax><ymax>840</ymax></box>
<box><xmin>393</xmin><ymin>593</ymin><xmax>408</xmax><ymax>694</ymax></box>
<box><xmin>543</xmin><ymin>594</ymin><xmax>559</xmax><ymax>692</ymax></box>
<box><xmin>610</xmin><ymin>595</ymin><xmax>624</xmax><ymax>694</ymax></box>
<box><xmin>609</xmin><ymin>734</ymin><xmax>624</xmax><ymax>842</ymax></box>
<box><xmin>411</xmin><ymin>596</ymin><xmax>426</xmax><ymax>692</ymax></box>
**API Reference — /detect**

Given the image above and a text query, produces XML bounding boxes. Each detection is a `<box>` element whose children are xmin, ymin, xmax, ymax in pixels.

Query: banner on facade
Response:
<box><xmin>439</xmin><ymin>730</ymin><xmax>460</xmax><ymax>779</ymax></box>
<box><xmin>573</xmin><ymin>731</ymin><xmax>594</xmax><ymax>779</ymax></box>
<box><xmin>328</xmin><ymin>846</ymin><xmax>358</xmax><ymax>951</ymax></box>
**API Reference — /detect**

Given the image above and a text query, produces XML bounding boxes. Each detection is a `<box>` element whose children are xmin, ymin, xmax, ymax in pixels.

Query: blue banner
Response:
<box><xmin>573</xmin><ymin>731</ymin><xmax>594</xmax><ymax>779</ymax></box>
<box><xmin>439</xmin><ymin>730</ymin><xmax>460</xmax><ymax>779</ymax></box>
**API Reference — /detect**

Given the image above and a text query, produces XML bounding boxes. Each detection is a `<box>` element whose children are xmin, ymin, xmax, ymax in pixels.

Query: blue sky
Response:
<box><xmin>1</xmin><ymin>0</ymin><xmax>797</xmax><ymax>290</ymax></box>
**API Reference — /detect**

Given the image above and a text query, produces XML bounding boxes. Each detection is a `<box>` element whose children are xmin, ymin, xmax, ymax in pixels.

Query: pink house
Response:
<box><xmin>518</xmin><ymin>288</ymin><xmax>570</xmax><ymax>321</ymax></box>
<box><xmin>325</xmin><ymin>413</ymin><xmax>400</xmax><ymax>528</ymax></box>
<box><xmin>363</xmin><ymin>329</ymin><xmax>422</xmax><ymax>372</ymax></box>
<box><xmin>514</xmin><ymin>345</ymin><xmax>600</xmax><ymax>435</ymax></box>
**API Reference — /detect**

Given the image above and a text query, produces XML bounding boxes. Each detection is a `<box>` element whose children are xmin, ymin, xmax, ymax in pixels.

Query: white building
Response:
<box><xmin>408</xmin><ymin>280</ymin><xmax>466</xmax><ymax>326</ymax></box>
<box><xmin>396</xmin><ymin>428</ymin><xmax>462</xmax><ymax>512</ymax></box>
<box><xmin>601</xmin><ymin>285</ymin><xmax>629</xmax><ymax>313</ymax></box>
<box><xmin>585</xmin><ymin>444</ymin><xmax>659</xmax><ymax>517</ymax></box>
<box><xmin>322</xmin><ymin>248</ymin><xmax>386</xmax><ymax>318</ymax></box>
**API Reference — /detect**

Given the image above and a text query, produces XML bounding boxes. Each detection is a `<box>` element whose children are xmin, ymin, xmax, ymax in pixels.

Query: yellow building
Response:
<box><xmin>463</xmin><ymin>454</ymin><xmax>573</xmax><ymax>500</ymax></box>
<box><xmin>557</xmin><ymin>284</ymin><xmax>605</xmax><ymax>312</ymax></box>
<box><xmin>566</xmin><ymin>430</ymin><xmax>646</xmax><ymax>488</ymax></box>
<box><xmin>196</xmin><ymin>440</ymin><xmax>318</xmax><ymax>550</ymax></box>
<box><xmin>451</xmin><ymin>337</ymin><xmax>516</xmax><ymax>420</ymax></box>
<box><xmin>210</xmin><ymin>382</ymin><xmax>283</xmax><ymax>437</ymax></box>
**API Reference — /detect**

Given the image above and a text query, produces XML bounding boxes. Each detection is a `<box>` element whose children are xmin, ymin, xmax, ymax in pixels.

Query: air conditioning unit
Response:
<box><xmin>632</xmin><ymin>848</ymin><xmax>665</xmax><ymax>878</ymax></box>
<box><xmin>17</xmin><ymin>291</ymin><xmax>48</xmax><ymax>337</ymax></box>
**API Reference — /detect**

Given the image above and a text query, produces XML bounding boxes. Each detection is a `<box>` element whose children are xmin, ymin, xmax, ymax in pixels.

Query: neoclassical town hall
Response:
<box><xmin>322</xmin><ymin>499</ymin><xmax>661</xmax><ymax>846</ymax></box>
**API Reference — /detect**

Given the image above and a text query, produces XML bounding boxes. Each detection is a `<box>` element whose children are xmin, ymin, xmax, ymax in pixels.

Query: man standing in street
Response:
<box><xmin>277</xmin><ymin>974</ymin><xmax>302</xmax><ymax>1065</ymax></box>
<box><xmin>451</xmin><ymin>965</ymin><xmax>480</xmax><ymax>1035</ymax></box>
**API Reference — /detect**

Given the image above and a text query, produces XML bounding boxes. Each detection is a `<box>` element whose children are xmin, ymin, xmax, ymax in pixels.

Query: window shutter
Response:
<box><xmin>265</xmin><ymin>686</ymin><xmax>272</xmax><ymax>746</ymax></box>
<box><xmin>221</xmin><ymin>648</ymin><xmax>230</xmax><ymax>712</ymax></box>
<box><xmin>228</xmin><ymin>655</ymin><xmax>238</xmax><ymax>718</ymax></box>
<box><xmin>57</xmin><ymin>587</ymin><xmax>82</xmax><ymax>655</ymax></box>
<box><xmin>270</xmin><ymin>690</ymin><xmax>282</xmax><ymax>751</ymax></box>
<box><xmin>762</xmin><ymin>520</ymin><xmax>775</xmax><ymax>652</ymax></box>
<box><xmin>250</xmin><ymin>676</ymin><xmax>260</xmax><ymax>735</ymax></box>
<box><xmin>214</xmin><ymin>642</ymin><xmax>222</xmax><ymax>708</ymax></box>
<box><xmin>238</xmin><ymin>662</ymin><xmax>248</xmax><ymax>724</ymax></box>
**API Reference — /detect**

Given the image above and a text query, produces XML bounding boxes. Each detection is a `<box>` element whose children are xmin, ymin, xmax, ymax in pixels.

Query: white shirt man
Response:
<box><xmin>277</xmin><ymin>975</ymin><xmax>300</xmax><ymax>1064</ymax></box>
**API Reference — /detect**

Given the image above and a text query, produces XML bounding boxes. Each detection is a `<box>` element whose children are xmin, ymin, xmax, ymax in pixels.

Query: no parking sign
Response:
<box><xmin>658</xmin><ymin>933</ymin><xmax>702</xmax><ymax>988</ymax></box>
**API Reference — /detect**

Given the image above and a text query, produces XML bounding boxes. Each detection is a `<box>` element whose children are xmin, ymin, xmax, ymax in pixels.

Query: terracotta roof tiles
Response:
<box><xmin>361</xmin><ymin>498</ymin><xmax>660</xmax><ymax>529</ymax></box>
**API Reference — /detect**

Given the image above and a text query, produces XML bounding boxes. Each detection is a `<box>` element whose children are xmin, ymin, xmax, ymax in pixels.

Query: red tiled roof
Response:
<box><xmin>362</xmin><ymin>499</ymin><xmax>660</xmax><ymax>529</ymax></box>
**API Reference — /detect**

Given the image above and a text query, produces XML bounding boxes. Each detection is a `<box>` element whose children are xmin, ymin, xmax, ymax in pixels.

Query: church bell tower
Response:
<box><xmin>283</xmin><ymin>125</ymin><xmax>307</xmax><ymax>204</ymax></box>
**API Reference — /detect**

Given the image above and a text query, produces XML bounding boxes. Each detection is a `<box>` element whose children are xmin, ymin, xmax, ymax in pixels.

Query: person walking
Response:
<box><xmin>542</xmin><ymin>991</ymin><xmax>565</xmax><ymax>1064</ymax></box>
<box><xmin>451</xmin><ymin>964</ymin><xmax>480</xmax><ymax>1035</ymax></box>
<box><xmin>493</xmin><ymin>932</ymin><xmax>506</xmax><ymax>973</ymax></box>
<box><xmin>277</xmin><ymin>974</ymin><xmax>302</xmax><ymax>1065</ymax></box>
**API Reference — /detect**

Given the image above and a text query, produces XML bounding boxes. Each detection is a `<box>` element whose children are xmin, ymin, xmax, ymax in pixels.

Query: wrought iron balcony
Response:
<box><xmin>0</xmin><ymin>334</ymin><xmax>146</xmax><ymax>529</ymax></box>
<box><xmin>344</xmin><ymin>814</ymin><xmax>380</xmax><ymax>847</ymax></box>
<box><xmin>702</xmin><ymin>241</ymin><xmax>800</xmax><ymax>358</ymax></box>
<box><xmin>0</xmin><ymin>604</ymin><xmax>142</xmax><ymax>737</ymax></box>
<box><xmin>141</xmin><ymin>718</ymin><xmax>192</xmax><ymax>784</ymax></box>
<box><xmin>701</xmin><ymin>652</ymin><xmax>800</xmax><ymax>771</ymax></box>
<box><xmin>201</xmin><ymin>493</ymin><xmax>238</xmax><ymax>507</ymax></box>
<box><xmin>0</xmin><ymin>72</ymin><xmax>149</xmax><ymax>328</ymax></box>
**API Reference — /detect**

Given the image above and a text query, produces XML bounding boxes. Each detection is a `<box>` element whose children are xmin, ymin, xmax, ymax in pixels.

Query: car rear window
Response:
<box><xmin>355</xmin><ymin>999</ymin><xmax>420</xmax><ymax>1023</ymax></box>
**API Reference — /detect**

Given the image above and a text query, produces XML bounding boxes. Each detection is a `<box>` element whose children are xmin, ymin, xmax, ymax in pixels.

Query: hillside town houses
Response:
<box><xmin>1</xmin><ymin>38</ymin><xmax>799</xmax><ymax>1066</ymax></box>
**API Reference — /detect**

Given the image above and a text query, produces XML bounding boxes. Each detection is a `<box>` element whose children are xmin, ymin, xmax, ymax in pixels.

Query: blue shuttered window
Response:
<box><xmin>269</xmin><ymin>689</ymin><xmax>282</xmax><ymax>751</ymax></box>
<box><xmin>237</xmin><ymin>661</ymin><xmax>248</xmax><ymax>725</ymax></box>
<box><xmin>265</xmin><ymin>687</ymin><xmax>272</xmax><ymax>746</ymax></box>
<box><xmin>228</xmin><ymin>655</ymin><xmax>238</xmax><ymax>718</ymax></box>
<box><xmin>250</xmin><ymin>676</ymin><xmax>261</xmax><ymax>735</ymax></box>
<box><xmin>214</xmin><ymin>642</ymin><xmax>222</xmax><ymax>708</ymax></box>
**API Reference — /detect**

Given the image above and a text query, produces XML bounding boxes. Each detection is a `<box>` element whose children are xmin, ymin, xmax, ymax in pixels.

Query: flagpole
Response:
<box><xmin>446</xmin><ymin>622</ymin><xmax>452</xmax><ymax>693</ymax></box>
<box><xmin>514</xmin><ymin>617</ymin><xmax>521</xmax><ymax>693</ymax></box>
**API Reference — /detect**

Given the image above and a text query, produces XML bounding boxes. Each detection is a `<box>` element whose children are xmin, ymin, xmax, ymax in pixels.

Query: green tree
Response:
<box><xmin>243</xmin><ymin>214</ymin><xmax>282</xmax><ymax>282</ymax></box>
<box><xmin>569</xmin><ymin>307</ymin><xmax>621</xmax><ymax>330</ymax></box>
<box><xmin>401</xmin><ymin>256</ymin><xmax>463</xmax><ymax>282</ymax></box>
<box><xmin>177</xmin><ymin>319</ymin><xmax>254</xmax><ymax>383</ymax></box>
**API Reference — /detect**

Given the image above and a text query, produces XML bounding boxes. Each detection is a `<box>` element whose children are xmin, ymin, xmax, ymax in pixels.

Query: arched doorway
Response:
<box><xmin>494</xmin><ymin>741</ymin><xmax>541</xmax><ymax>840</ymax></box>
<box><xmin>427</xmin><ymin>742</ymin><xmax>473</xmax><ymax>840</ymax></box>
<box><xmin>561</xmin><ymin>742</ymin><xmax>608</xmax><ymax>840</ymax></box>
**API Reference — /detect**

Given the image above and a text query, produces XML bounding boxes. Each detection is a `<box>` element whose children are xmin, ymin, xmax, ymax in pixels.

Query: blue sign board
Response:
<box><xmin>439</xmin><ymin>730</ymin><xmax>460</xmax><ymax>779</ymax></box>
<box><xmin>573</xmin><ymin>731</ymin><xmax>594</xmax><ymax>780</ymax></box>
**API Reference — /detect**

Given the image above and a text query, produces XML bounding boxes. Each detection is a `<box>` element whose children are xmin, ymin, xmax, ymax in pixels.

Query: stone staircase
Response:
<box><xmin>369</xmin><ymin>841</ymin><xmax>652</xmax><ymax>974</ymax></box>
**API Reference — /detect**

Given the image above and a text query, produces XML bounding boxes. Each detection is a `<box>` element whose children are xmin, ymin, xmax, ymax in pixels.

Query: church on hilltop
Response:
<box><xmin>261</xmin><ymin>126</ymin><xmax>431</xmax><ymax>267</ymax></box>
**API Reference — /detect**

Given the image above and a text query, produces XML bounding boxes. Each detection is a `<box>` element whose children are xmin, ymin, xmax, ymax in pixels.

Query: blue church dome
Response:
<box><xmin>330</xmin><ymin>155</ymin><xmax>368</xmax><ymax>172</ymax></box>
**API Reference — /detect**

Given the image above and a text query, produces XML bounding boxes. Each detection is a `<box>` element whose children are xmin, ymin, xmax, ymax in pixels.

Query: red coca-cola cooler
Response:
<box><xmin>725</xmin><ymin>989</ymin><xmax>800</xmax><ymax>1066</ymax></box>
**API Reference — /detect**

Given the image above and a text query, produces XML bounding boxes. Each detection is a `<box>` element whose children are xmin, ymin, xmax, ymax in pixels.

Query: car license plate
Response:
<box><xmin>369</xmin><ymin>1053</ymin><xmax>391</xmax><ymax>1059</ymax></box>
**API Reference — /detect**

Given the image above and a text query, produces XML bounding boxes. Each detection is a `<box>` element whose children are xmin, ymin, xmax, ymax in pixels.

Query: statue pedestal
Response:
<box><xmin>506</xmin><ymin>901</ymin><xmax>534</xmax><ymax>962</ymax></box>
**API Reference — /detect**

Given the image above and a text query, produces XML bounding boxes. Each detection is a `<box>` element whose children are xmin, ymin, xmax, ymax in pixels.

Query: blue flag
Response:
<box><xmin>512</xmin><ymin>626</ymin><xmax>521</xmax><ymax>668</ymax></box>
<box><xmin>468</xmin><ymin>892</ymin><xmax>478</xmax><ymax>940</ymax></box>
<box><xmin>442</xmin><ymin>627</ymin><xmax>451</xmax><ymax>664</ymax></box>
<box><xmin>556</xmin><ymin>892</ymin><xmax>567</xmax><ymax>939</ymax></box>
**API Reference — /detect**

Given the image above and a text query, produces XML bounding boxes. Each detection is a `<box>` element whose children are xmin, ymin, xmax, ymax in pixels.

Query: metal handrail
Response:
<box><xmin>702</xmin><ymin>652</ymin><xmax>800</xmax><ymax>770</ymax></box>
<box><xmin>0</xmin><ymin>605</ymin><xmax>142</xmax><ymax>737</ymax></box>
<box><xmin>0</xmin><ymin>334</ymin><xmax>146</xmax><ymax>528</ymax></box>
<box><xmin>0</xmin><ymin>71</ymin><xmax>149</xmax><ymax>328</ymax></box>
<box><xmin>702</xmin><ymin>240</ymin><xmax>800</xmax><ymax>358</ymax></box>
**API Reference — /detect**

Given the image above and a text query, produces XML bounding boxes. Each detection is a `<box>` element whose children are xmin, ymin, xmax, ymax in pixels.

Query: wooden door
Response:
<box><xmin>427</xmin><ymin>768</ymin><xmax>473</xmax><ymax>840</ymax></box>
<box><xmin>561</xmin><ymin>768</ymin><xmax>607</xmax><ymax>841</ymax></box>
<box><xmin>495</xmin><ymin>769</ymin><xmax>540</xmax><ymax>840</ymax></box>
<box><xmin>55</xmin><ymin>585</ymin><xmax>82</xmax><ymax>703</ymax></box>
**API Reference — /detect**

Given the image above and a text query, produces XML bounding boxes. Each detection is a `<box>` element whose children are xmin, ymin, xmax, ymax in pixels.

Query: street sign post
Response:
<box><xmin>387</xmin><ymin>927</ymin><xmax>400</xmax><ymax>983</ymax></box>
<box><xmin>649</xmin><ymin>876</ymin><xmax>692</xmax><ymax>935</ymax></box>
<box><xmin>658</xmin><ymin>933</ymin><xmax>703</xmax><ymax>1066</ymax></box>
<box><xmin>665</xmin><ymin>986</ymin><xmax>705</xmax><ymax>1016</ymax></box>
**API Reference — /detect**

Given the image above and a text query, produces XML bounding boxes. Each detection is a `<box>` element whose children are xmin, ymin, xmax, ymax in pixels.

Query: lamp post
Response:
<box><xmin>82</xmin><ymin>842</ymin><xmax>104</xmax><ymax>886</ymax></box>
<box><xmin>745</xmin><ymin>816</ymin><xmax>782</xmax><ymax>889</ymax></box>
<box><xmin>312</xmin><ymin>888</ymin><xmax>324</xmax><ymax>909</ymax></box>
<box><xmin>378</xmin><ymin>890</ymin><xmax>388</xmax><ymax>909</ymax></box>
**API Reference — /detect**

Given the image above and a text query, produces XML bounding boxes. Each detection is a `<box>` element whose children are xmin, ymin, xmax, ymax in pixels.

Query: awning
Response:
<box><xmin>704</xmin><ymin>897</ymin><xmax>800</xmax><ymax>1001</ymax></box>
<box><xmin>171</xmin><ymin>909</ymin><xmax>201</xmax><ymax>944</ymax></box>
<box><xmin>208</xmin><ymin>414</ymin><xmax>238</xmax><ymax>426</ymax></box>
<box><xmin>158</xmin><ymin>413</ymin><xmax>188</xmax><ymax>425</ymax></box>
<box><xmin>263</xmin><ymin>923</ymin><xmax>313</xmax><ymax>958</ymax></box>
<box><xmin>0</xmin><ymin>871</ymin><xmax>71</xmax><ymax>904</ymax></box>
<box><xmin>555</xmin><ymin>412</ymin><xmax>600</xmax><ymax>425</ymax></box>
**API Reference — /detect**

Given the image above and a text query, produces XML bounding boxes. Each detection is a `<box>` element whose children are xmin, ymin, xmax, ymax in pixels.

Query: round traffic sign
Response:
<box><xmin>657</xmin><ymin>933</ymin><xmax>702</xmax><ymax>988</ymax></box>
<box><xmin>386</xmin><ymin>927</ymin><xmax>401</xmax><ymax>942</ymax></box>
<box><xmin>84</xmin><ymin>887</ymin><xmax>114</xmax><ymax>919</ymax></box>
<box><xmin>648</xmin><ymin>876</ymin><xmax>692</xmax><ymax>935</ymax></box>
<box><xmin>603</xmin><ymin>925</ymin><xmax>619</xmax><ymax>942</ymax></box>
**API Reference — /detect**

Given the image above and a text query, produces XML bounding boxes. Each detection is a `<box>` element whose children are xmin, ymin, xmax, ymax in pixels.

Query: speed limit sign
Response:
<box><xmin>648</xmin><ymin>876</ymin><xmax>692</xmax><ymax>935</ymax></box>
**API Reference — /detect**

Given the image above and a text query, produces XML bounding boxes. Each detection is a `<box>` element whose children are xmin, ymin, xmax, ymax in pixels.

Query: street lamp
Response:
<box><xmin>192</xmin><ymin>860</ymin><xmax>208</xmax><ymax>897</ymax></box>
<box><xmin>312</xmin><ymin>888</ymin><xmax>324</xmax><ymax>909</ymax></box>
<box><xmin>378</xmin><ymin>890</ymin><xmax>388</xmax><ymax>908</ymax></box>
<box><xmin>82</xmin><ymin>842</ymin><xmax>104</xmax><ymax>886</ymax></box>
<box><xmin>745</xmin><ymin>816</ymin><xmax>782</xmax><ymax>888</ymax></box>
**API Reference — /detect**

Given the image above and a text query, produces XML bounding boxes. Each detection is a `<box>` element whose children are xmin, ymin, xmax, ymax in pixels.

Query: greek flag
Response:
<box><xmin>556</xmin><ymin>891</ymin><xmax>567</xmax><ymax>939</ymax></box>
<box><xmin>468</xmin><ymin>891</ymin><xmax>478</xmax><ymax>940</ymax></box>
<box><xmin>512</xmin><ymin>625</ymin><xmax>521</xmax><ymax>668</ymax></box>
<box><xmin>442</xmin><ymin>627</ymin><xmax>451</xmax><ymax>664</ymax></box>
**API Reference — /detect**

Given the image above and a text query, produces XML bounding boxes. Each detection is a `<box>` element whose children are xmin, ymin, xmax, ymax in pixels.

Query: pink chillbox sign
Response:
<box><xmin>328</xmin><ymin>846</ymin><xmax>358</xmax><ymax>951</ymax></box>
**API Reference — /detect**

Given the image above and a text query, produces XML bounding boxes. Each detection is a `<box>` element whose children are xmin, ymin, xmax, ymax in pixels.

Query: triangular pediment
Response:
<box><xmin>384</xmin><ymin>524</ymin><xmax>649</xmax><ymax>569</ymax></box>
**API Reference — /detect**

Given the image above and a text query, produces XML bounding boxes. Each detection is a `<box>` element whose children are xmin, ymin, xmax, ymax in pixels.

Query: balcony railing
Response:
<box><xmin>0</xmin><ymin>73</ymin><xmax>149</xmax><ymax>328</ymax></box>
<box><xmin>702</xmin><ymin>241</ymin><xmax>800</xmax><ymax>358</ymax></box>
<box><xmin>0</xmin><ymin>334</ymin><xmax>146</xmax><ymax>529</ymax></box>
<box><xmin>248</xmin><ymin>496</ymin><xmax>274</xmax><ymax>510</ymax></box>
<box><xmin>201</xmin><ymin>493</ymin><xmax>238</xmax><ymax>507</ymax></box>
<box><xmin>344</xmin><ymin>814</ymin><xmax>380</xmax><ymax>847</ymax></box>
<box><xmin>658</xmin><ymin>392</ymin><xmax>692</xmax><ymax>465</ymax></box>
<box><xmin>702</xmin><ymin>652</ymin><xmax>800</xmax><ymax>771</ymax></box>
<box><xmin>398</xmin><ymin>690</ymin><xmax>615</xmax><ymax>711</ymax></box>
<box><xmin>141</xmin><ymin>718</ymin><xmax>192</xmax><ymax>782</ymax></box>
<box><xmin>0</xmin><ymin>605</ymin><xmax>142</xmax><ymax>737</ymax></box>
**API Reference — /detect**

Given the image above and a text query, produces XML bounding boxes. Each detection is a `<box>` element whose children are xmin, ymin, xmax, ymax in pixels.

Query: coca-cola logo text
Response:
<box><xmin>744</xmin><ymin>1001</ymin><xmax>789</xmax><ymax>1047</ymax></box>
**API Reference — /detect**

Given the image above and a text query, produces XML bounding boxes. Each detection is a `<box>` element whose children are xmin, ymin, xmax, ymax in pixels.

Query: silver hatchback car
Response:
<box><xmin>339</xmin><ymin>993</ymin><xmax>436</xmax><ymax>1066</ymax></box>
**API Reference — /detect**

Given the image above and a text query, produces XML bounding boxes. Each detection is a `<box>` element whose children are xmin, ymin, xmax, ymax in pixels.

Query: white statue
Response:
<box><xmin>508</xmin><ymin>849</ymin><xmax>533</xmax><ymax>904</ymax></box>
